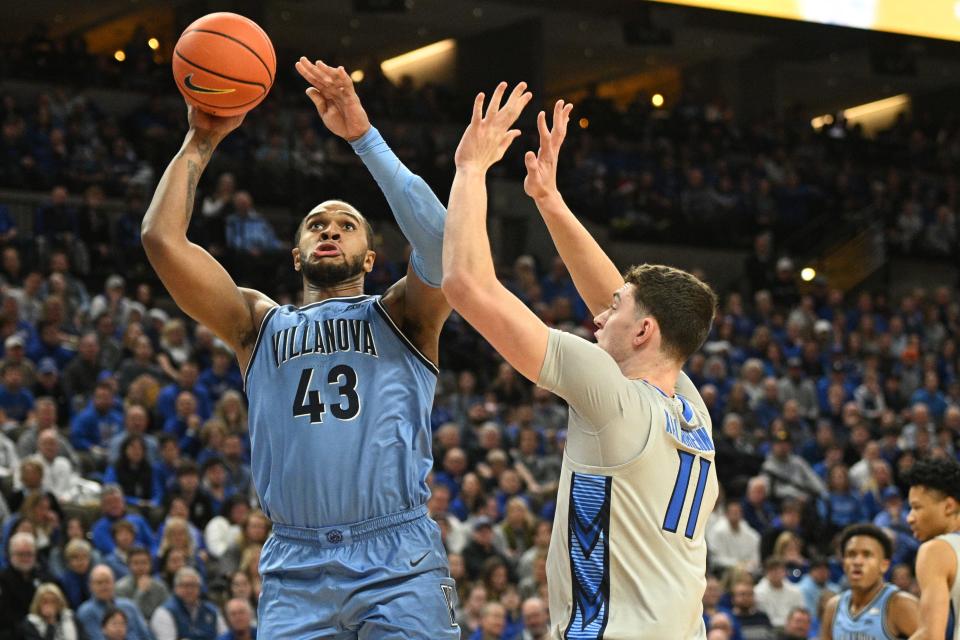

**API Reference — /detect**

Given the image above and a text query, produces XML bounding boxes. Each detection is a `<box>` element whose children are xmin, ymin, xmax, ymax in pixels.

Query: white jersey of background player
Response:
<box><xmin>442</xmin><ymin>85</ymin><xmax>719</xmax><ymax>639</ymax></box>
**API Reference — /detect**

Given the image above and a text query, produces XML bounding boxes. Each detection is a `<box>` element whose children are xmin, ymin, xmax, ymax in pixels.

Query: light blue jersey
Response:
<box><xmin>245</xmin><ymin>294</ymin><xmax>438</xmax><ymax>528</ymax></box>
<box><xmin>833</xmin><ymin>583</ymin><xmax>901</xmax><ymax>640</ymax></box>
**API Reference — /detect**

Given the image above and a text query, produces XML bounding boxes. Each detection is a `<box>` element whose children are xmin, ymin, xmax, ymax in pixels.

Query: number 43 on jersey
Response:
<box><xmin>292</xmin><ymin>365</ymin><xmax>361</xmax><ymax>423</ymax></box>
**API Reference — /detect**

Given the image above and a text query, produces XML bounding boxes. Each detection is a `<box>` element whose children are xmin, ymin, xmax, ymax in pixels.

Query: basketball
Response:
<box><xmin>172</xmin><ymin>12</ymin><xmax>276</xmax><ymax>117</ymax></box>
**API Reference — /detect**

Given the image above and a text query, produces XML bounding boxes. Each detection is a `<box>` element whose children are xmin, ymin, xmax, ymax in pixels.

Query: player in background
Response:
<box><xmin>142</xmin><ymin>58</ymin><xmax>457</xmax><ymax>638</ymax></box>
<box><xmin>442</xmin><ymin>84</ymin><xmax>718</xmax><ymax>638</ymax></box>
<box><xmin>820</xmin><ymin>524</ymin><xmax>918</xmax><ymax>639</ymax></box>
<box><xmin>903</xmin><ymin>458</ymin><xmax>960</xmax><ymax>640</ymax></box>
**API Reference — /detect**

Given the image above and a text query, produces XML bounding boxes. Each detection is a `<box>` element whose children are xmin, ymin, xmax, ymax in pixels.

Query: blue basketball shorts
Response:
<box><xmin>258</xmin><ymin>505</ymin><xmax>461</xmax><ymax>639</ymax></box>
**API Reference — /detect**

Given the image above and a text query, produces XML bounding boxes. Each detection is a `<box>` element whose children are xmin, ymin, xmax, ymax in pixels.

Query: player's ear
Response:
<box><xmin>292</xmin><ymin>247</ymin><xmax>301</xmax><ymax>272</ymax></box>
<box><xmin>880</xmin><ymin>557</ymin><xmax>891</xmax><ymax>575</ymax></box>
<box><xmin>363</xmin><ymin>249</ymin><xmax>376</xmax><ymax>273</ymax></box>
<box><xmin>633</xmin><ymin>317</ymin><xmax>653</xmax><ymax>347</ymax></box>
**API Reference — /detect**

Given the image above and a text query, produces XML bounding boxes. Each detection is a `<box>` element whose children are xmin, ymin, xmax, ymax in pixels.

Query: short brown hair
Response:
<box><xmin>623</xmin><ymin>264</ymin><xmax>717</xmax><ymax>362</ymax></box>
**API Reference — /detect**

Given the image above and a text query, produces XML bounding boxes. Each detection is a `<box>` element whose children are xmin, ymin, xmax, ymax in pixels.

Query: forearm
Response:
<box><xmin>352</xmin><ymin>127</ymin><xmax>445</xmax><ymax>286</ymax></box>
<box><xmin>534</xmin><ymin>192</ymin><xmax>624</xmax><ymax>316</ymax></box>
<box><xmin>443</xmin><ymin>168</ymin><xmax>497</xmax><ymax>289</ymax></box>
<box><xmin>141</xmin><ymin>131</ymin><xmax>218</xmax><ymax>242</ymax></box>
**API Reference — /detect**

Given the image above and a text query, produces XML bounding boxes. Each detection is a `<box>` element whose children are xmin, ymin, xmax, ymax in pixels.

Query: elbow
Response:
<box><xmin>441</xmin><ymin>271</ymin><xmax>481</xmax><ymax>309</ymax></box>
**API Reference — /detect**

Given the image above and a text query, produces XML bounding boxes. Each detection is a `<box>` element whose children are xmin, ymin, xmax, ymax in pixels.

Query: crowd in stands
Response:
<box><xmin>1</xmin><ymin>22</ymin><xmax>960</xmax><ymax>640</ymax></box>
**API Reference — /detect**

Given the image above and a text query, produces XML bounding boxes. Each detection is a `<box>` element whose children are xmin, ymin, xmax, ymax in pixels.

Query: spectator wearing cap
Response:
<box><xmin>873</xmin><ymin>486</ymin><xmax>909</xmax><ymax>532</ymax></box>
<box><xmin>0</xmin><ymin>333</ymin><xmax>36</xmax><ymax>387</ymax></box>
<box><xmin>795</xmin><ymin>557</ymin><xmax>837</xmax><ymax>626</ymax></box>
<box><xmin>755</xmin><ymin>557</ymin><xmax>805</xmax><ymax>628</ymax></box>
<box><xmin>462</xmin><ymin>516</ymin><xmax>511</xmax><ymax>581</ymax></box>
<box><xmin>778</xmin><ymin>357</ymin><xmax>818</xmax><ymax>421</ymax></box>
<box><xmin>62</xmin><ymin>332</ymin><xmax>102</xmax><ymax>412</ymax></box>
<box><xmin>707</xmin><ymin>501</ymin><xmax>761</xmax><ymax>574</ymax></box>
<box><xmin>0</xmin><ymin>361</ymin><xmax>35</xmax><ymax>424</ymax></box>
<box><xmin>31</xmin><ymin>357</ymin><xmax>69</xmax><ymax>421</ymax></box>
<box><xmin>69</xmin><ymin>381</ymin><xmax>123</xmax><ymax>469</ymax></box>
<box><xmin>88</xmin><ymin>274</ymin><xmax>133</xmax><ymax>331</ymax></box>
<box><xmin>198</xmin><ymin>341</ymin><xmax>242</xmax><ymax>405</ymax></box>
<box><xmin>762</xmin><ymin>426</ymin><xmax>827</xmax><ymax>502</ymax></box>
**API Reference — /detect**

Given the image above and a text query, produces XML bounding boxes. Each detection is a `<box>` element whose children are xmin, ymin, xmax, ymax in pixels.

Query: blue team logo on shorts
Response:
<box><xmin>326</xmin><ymin>529</ymin><xmax>344</xmax><ymax>544</ymax></box>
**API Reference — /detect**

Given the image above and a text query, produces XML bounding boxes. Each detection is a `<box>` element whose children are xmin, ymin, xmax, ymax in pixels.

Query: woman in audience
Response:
<box><xmin>17</xmin><ymin>582</ymin><xmax>84</xmax><ymax>640</ymax></box>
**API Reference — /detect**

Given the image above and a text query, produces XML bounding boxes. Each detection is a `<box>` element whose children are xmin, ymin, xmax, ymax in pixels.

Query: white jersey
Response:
<box><xmin>538</xmin><ymin>330</ymin><xmax>718</xmax><ymax>639</ymax></box>
<box><xmin>935</xmin><ymin>532</ymin><xmax>960</xmax><ymax>640</ymax></box>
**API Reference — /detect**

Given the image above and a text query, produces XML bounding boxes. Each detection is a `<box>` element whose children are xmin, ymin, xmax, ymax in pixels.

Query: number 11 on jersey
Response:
<box><xmin>662</xmin><ymin>450</ymin><xmax>711</xmax><ymax>539</ymax></box>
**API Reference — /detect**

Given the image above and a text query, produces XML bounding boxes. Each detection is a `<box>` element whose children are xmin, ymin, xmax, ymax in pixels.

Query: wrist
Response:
<box><xmin>183</xmin><ymin>129</ymin><xmax>222</xmax><ymax>156</ymax></box>
<box><xmin>455</xmin><ymin>163</ymin><xmax>490</xmax><ymax>178</ymax></box>
<box><xmin>346</xmin><ymin>124</ymin><xmax>373</xmax><ymax>144</ymax></box>
<box><xmin>533</xmin><ymin>190</ymin><xmax>565</xmax><ymax>210</ymax></box>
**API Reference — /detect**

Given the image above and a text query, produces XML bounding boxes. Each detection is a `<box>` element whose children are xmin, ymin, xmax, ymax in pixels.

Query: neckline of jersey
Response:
<box><xmin>295</xmin><ymin>294</ymin><xmax>372</xmax><ymax>311</ymax></box>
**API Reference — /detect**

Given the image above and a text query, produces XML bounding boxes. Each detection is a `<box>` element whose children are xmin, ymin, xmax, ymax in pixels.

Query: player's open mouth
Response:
<box><xmin>313</xmin><ymin>243</ymin><xmax>341</xmax><ymax>257</ymax></box>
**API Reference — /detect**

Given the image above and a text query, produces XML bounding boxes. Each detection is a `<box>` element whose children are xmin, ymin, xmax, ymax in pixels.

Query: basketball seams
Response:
<box><xmin>174</xmin><ymin>51</ymin><xmax>267</xmax><ymax>91</ymax></box>
<box><xmin>181</xmin><ymin>28</ymin><xmax>274</xmax><ymax>84</ymax></box>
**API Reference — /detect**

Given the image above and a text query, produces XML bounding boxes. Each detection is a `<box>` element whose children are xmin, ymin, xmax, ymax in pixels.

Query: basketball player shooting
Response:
<box><xmin>442</xmin><ymin>82</ymin><xmax>719</xmax><ymax>639</ymax></box>
<box><xmin>141</xmin><ymin>59</ymin><xmax>459</xmax><ymax>639</ymax></box>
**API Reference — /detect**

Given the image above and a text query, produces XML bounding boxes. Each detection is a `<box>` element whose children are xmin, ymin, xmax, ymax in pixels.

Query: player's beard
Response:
<box><xmin>301</xmin><ymin>252</ymin><xmax>367</xmax><ymax>287</ymax></box>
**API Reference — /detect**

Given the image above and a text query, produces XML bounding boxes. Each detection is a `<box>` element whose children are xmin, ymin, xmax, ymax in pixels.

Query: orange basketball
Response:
<box><xmin>172</xmin><ymin>12</ymin><xmax>276</xmax><ymax>117</ymax></box>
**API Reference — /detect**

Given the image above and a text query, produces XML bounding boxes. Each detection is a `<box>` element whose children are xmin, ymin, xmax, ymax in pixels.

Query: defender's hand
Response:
<box><xmin>523</xmin><ymin>99</ymin><xmax>573</xmax><ymax>201</ymax></box>
<box><xmin>295</xmin><ymin>57</ymin><xmax>371</xmax><ymax>141</ymax></box>
<box><xmin>454</xmin><ymin>81</ymin><xmax>532</xmax><ymax>173</ymax></box>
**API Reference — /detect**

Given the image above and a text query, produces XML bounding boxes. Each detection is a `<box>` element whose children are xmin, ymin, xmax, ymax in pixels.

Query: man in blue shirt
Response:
<box><xmin>198</xmin><ymin>340</ymin><xmax>242</xmax><ymax>404</ymax></box>
<box><xmin>91</xmin><ymin>485</ymin><xmax>155</xmax><ymax>555</ymax></box>
<box><xmin>70</xmin><ymin>381</ymin><xmax>124</xmax><ymax>469</ymax></box>
<box><xmin>224</xmin><ymin>191</ymin><xmax>282</xmax><ymax>256</ymax></box>
<box><xmin>0</xmin><ymin>360</ymin><xmax>34</xmax><ymax>424</ymax></box>
<box><xmin>76</xmin><ymin>564</ymin><xmax>153</xmax><ymax>640</ymax></box>
<box><xmin>155</xmin><ymin>360</ymin><xmax>211</xmax><ymax>426</ymax></box>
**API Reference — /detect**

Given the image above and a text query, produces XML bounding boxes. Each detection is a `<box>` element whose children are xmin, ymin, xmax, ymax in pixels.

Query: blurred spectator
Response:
<box><xmin>708</xmin><ymin>501</ymin><xmax>761</xmax><ymax>574</ymax></box>
<box><xmin>150</xmin><ymin>566</ymin><xmax>226</xmax><ymax>640</ymax></box>
<box><xmin>0</xmin><ymin>533</ymin><xmax>57</xmax><ymax>638</ymax></box>
<box><xmin>219</xmin><ymin>597</ymin><xmax>256</xmax><ymax>640</ymax></box>
<box><xmin>15</xmin><ymin>582</ymin><xmax>84</xmax><ymax>640</ymax></box>
<box><xmin>115</xmin><ymin>546</ymin><xmax>169</xmax><ymax>620</ymax></box>
<box><xmin>76</xmin><ymin>564</ymin><xmax>152</xmax><ymax>640</ymax></box>
<box><xmin>755</xmin><ymin>557</ymin><xmax>805</xmax><ymax>628</ymax></box>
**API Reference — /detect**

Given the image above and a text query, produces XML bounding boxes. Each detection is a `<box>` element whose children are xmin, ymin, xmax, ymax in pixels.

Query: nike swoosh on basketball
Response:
<box><xmin>410</xmin><ymin>552</ymin><xmax>430</xmax><ymax>567</ymax></box>
<box><xmin>183</xmin><ymin>74</ymin><xmax>236</xmax><ymax>94</ymax></box>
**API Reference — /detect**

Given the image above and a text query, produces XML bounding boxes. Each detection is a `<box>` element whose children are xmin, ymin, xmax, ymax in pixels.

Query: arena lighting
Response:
<box><xmin>652</xmin><ymin>93</ymin><xmax>665</xmax><ymax>107</ymax></box>
<box><xmin>350</xmin><ymin>69</ymin><xmax>365</xmax><ymax>83</ymax></box>
<box><xmin>810</xmin><ymin>94</ymin><xmax>908</xmax><ymax>130</ymax></box>
<box><xmin>579</xmin><ymin>117</ymin><xmax>589</xmax><ymax>129</ymax></box>
<box><xmin>842</xmin><ymin>93</ymin><xmax>909</xmax><ymax>119</ymax></box>
<box><xmin>114</xmin><ymin>50</ymin><xmax>126</xmax><ymax>62</ymax></box>
<box><xmin>381</xmin><ymin>39</ymin><xmax>455</xmax><ymax>75</ymax></box>
<box><xmin>801</xmin><ymin>267</ymin><xmax>817</xmax><ymax>282</ymax></box>
<box><xmin>147</xmin><ymin>37</ymin><xmax>160</xmax><ymax>50</ymax></box>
